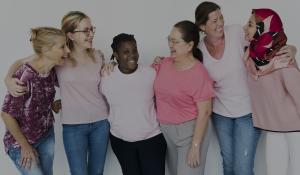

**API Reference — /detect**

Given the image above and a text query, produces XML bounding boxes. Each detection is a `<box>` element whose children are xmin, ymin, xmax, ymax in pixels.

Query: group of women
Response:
<box><xmin>1</xmin><ymin>1</ymin><xmax>299</xmax><ymax>175</ymax></box>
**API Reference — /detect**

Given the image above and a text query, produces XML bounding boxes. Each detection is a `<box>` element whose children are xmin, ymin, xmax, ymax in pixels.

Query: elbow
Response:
<box><xmin>206</xmin><ymin>108</ymin><xmax>212</xmax><ymax>118</ymax></box>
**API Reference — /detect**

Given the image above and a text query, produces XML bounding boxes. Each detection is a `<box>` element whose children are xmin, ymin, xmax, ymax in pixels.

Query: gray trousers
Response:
<box><xmin>160</xmin><ymin>119</ymin><xmax>211</xmax><ymax>175</ymax></box>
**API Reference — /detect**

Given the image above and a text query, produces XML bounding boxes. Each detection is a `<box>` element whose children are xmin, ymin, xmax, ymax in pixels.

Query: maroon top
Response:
<box><xmin>2</xmin><ymin>64</ymin><xmax>57</xmax><ymax>152</ymax></box>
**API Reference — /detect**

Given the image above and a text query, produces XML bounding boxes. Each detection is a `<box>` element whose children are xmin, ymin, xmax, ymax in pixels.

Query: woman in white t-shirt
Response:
<box><xmin>194</xmin><ymin>2</ymin><xmax>296</xmax><ymax>175</ymax></box>
<box><xmin>101</xmin><ymin>33</ymin><xmax>166</xmax><ymax>175</ymax></box>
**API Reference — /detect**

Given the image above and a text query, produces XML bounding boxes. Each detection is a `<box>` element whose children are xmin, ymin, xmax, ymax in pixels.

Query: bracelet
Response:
<box><xmin>192</xmin><ymin>142</ymin><xmax>199</xmax><ymax>147</ymax></box>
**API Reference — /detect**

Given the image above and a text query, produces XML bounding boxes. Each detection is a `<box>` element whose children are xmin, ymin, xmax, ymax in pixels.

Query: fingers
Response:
<box><xmin>100</xmin><ymin>63</ymin><xmax>115</xmax><ymax>76</ymax></box>
<box><xmin>187</xmin><ymin>146</ymin><xmax>200</xmax><ymax>168</ymax></box>
<box><xmin>21</xmin><ymin>151</ymin><xmax>39</xmax><ymax>169</ymax></box>
<box><xmin>10</xmin><ymin>90</ymin><xmax>27</xmax><ymax>97</ymax></box>
<box><xmin>276</xmin><ymin>45</ymin><xmax>289</xmax><ymax>56</ymax></box>
<box><xmin>187</xmin><ymin>156</ymin><xmax>200</xmax><ymax>168</ymax></box>
<box><xmin>153</xmin><ymin>56</ymin><xmax>163</xmax><ymax>64</ymax></box>
<box><xmin>7</xmin><ymin>78</ymin><xmax>27</xmax><ymax>97</ymax></box>
<box><xmin>15</xmin><ymin>79</ymin><xmax>25</xmax><ymax>85</ymax></box>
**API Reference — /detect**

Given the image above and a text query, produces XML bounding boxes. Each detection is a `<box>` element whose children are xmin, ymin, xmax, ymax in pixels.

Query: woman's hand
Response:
<box><xmin>153</xmin><ymin>56</ymin><xmax>164</xmax><ymax>64</ymax></box>
<box><xmin>51</xmin><ymin>99</ymin><xmax>61</xmax><ymax>114</ymax></box>
<box><xmin>5</xmin><ymin>77</ymin><xmax>27</xmax><ymax>97</ymax></box>
<box><xmin>100</xmin><ymin>62</ymin><xmax>117</xmax><ymax>76</ymax></box>
<box><xmin>274</xmin><ymin>45</ymin><xmax>297</xmax><ymax>63</ymax></box>
<box><xmin>187</xmin><ymin>143</ymin><xmax>200</xmax><ymax>168</ymax></box>
<box><xmin>20</xmin><ymin>143</ymin><xmax>39</xmax><ymax>169</ymax></box>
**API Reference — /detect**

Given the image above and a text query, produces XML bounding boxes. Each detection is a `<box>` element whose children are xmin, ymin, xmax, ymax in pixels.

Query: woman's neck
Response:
<box><xmin>204</xmin><ymin>35</ymin><xmax>225</xmax><ymax>60</ymax></box>
<box><xmin>30</xmin><ymin>55</ymin><xmax>54</xmax><ymax>74</ymax></box>
<box><xmin>204</xmin><ymin>35</ymin><xmax>224</xmax><ymax>48</ymax></box>
<box><xmin>173</xmin><ymin>54</ymin><xmax>197</xmax><ymax>71</ymax></box>
<box><xmin>118</xmin><ymin>65</ymin><xmax>138</xmax><ymax>74</ymax></box>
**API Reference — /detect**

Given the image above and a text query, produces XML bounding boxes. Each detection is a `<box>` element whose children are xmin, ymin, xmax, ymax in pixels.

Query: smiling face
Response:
<box><xmin>200</xmin><ymin>9</ymin><xmax>224</xmax><ymax>39</ymax></box>
<box><xmin>114</xmin><ymin>40</ymin><xmax>139</xmax><ymax>74</ymax></box>
<box><xmin>168</xmin><ymin>27</ymin><xmax>193</xmax><ymax>58</ymax></box>
<box><xmin>43</xmin><ymin>36</ymin><xmax>70</xmax><ymax>66</ymax></box>
<box><xmin>243</xmin><ymin>14</ymin><xmax>257</xmax><ymax>42</ymax></box>
<box><xmin>69</xmin><ymin>18</ymin><xmax>94</xmax><ymax>49</ymax></box>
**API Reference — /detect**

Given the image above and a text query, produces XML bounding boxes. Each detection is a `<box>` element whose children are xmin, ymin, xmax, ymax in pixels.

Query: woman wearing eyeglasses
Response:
<box><xmin>5</xmin><ymin>11</ymin><xmax>109</xmax><ymax>175</ymax></box>
<box><xmin>153</xmin><ymin>21</ymin><xmax>215</xmax><ymax>175</ymax></box>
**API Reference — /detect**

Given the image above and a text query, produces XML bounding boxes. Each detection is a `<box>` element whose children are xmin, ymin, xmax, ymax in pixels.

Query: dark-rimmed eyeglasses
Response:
<box><xmin>72</xmin><ymin>26</ymin><xmax>96</xmax><ymax>36</ymax></box>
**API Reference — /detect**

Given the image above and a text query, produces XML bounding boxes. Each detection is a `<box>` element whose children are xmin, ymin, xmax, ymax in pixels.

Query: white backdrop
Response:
<box><xmin>0</xmin><ymin>0</ymin><xmax>299</xmax><ymax>174</ymax></box>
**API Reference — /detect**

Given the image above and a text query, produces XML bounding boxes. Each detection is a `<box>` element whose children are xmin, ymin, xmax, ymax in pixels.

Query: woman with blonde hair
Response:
<box><xmin>5</xmin><ymin>11</ymin><xmax>109</xmax><ymax>175</ymax></box>
<box><xmin>1</xmin><ymin>27</ymin><xmax>69</xmax><ymax>175</ymax></box>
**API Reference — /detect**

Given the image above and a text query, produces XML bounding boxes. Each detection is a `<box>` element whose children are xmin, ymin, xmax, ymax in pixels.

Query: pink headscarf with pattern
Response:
<box><xmin>249</xmin><ymin>8</ymin><xmax>287</xmax><ymax>66</ymax></box>
<box><xmin>245</xmin><ymin>8</ymin><xmax>294</xmax><ymax>79</ymax></box>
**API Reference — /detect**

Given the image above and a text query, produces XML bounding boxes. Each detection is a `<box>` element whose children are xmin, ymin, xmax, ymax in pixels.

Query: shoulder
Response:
<box><xmin>139</xmin><ymin>65</ymin><xmax>156</xmax><ymax>76</ymax></box>
<box><xmin>94</xmin><ymin>49</ymin><xmax>104</xmax><ymax>57</ymax></box>
<box><xmin>14</xmin><ymin>64</ymin><xmax>34</xmax><ymax>80</ymax></box>
<box><xmin>160</xmin><ymin>57</ymin><xmax>173</xmax><ymax>65</ymax></box>
<box><xmin>193</xmin><ymin>62</ymin><xmax>212</xmax><ymax>78</ymax></box>
<box><xmin>93</xmin><ymin>49</ymin><xmax>105</xmax><ymax>63</ymax></box>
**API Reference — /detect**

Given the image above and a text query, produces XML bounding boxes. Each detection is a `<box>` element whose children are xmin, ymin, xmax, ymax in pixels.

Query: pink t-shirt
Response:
<box><xmin>56</xmin><ymin>50</ymin><xmax>108</xmax><ymax>124</ymax></box>
<box><xmin>153</xmin><ymin>57</ymin><xmax>215</xmax><ymax>124</ymax></box>
<box><xmin>101</xmin><ymin>66</ymin><xmax>161</xmax><ymax>142</ymax></box>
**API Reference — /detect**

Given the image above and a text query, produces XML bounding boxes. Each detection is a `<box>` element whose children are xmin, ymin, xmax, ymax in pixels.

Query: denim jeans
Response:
<box><xmin>63</xmin><ymin>119</ymin><xmax>110</xmax><ymax>175</ymax></box>
<box><xmin>8</xmin><ymin>127</ymin><xmax>55</xmax><ymax>175</ymax></box>
<box><xmin>212</xmin><ymin>113</ymin><xmax>261</xmax><ymax>175</ymax></box>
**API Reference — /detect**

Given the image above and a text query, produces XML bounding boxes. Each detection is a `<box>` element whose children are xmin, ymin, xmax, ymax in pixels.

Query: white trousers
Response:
<box><xmin>265</xmin><ymin>132</ymin><xmax>300</xmax><ymax>175</ymax></box>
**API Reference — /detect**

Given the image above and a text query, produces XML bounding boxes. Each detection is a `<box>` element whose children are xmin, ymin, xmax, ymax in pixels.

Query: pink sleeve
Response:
<box><xmin>151</xmin><ymin>57</ymin><xmax>172</xmax><ymax>73</ymax></box>
<box><xmin>282</xmin><ymin>67</ymin><xmax>300</xmax><ymax>114</ymax></box>
<box><xmin>151</xmin><ymin>62</ymin><xmax>160</xmax><ymax>73</ymax></box>
<box><xmin>192</xmin><ymin>67</ymin><xmax>215</xmax><ymax>102</ymax></box>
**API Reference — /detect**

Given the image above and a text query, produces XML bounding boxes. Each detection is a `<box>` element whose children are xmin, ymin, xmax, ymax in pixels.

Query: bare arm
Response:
<box><xmin>4</xmin><ymin>55</ymin><xmax>34</xmax><ymax>97</ymax></box>
<box><xmin>187</xmin><ymin>99</ymin><xmax>212</xmax><ymax>168</ymax></box>
<box><xmin>1</xmin><ymin>112</ymin><xmax>39</xmax><ymax>169</ymax></box>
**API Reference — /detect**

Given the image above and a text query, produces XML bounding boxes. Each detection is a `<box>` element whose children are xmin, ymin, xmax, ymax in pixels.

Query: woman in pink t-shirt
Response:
<box><xmin>153</xmin><ymin>20</ymin><xmax>215</xmax><ymax>175</ymax></box>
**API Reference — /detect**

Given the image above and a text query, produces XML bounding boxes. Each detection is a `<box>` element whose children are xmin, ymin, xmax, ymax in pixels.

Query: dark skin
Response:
<box><xmin>114</xmin><ymin>41</ymin><xmax>139</xmax><ymax>74</ymax></box>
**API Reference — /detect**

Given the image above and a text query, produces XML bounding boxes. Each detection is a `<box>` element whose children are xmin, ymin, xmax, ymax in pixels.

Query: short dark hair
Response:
<box><xmin>110</xmin><ymin>33</ymin><xmax>136</xmax><ymax>60</ymax></box>
<box><xmin>195</xmin><ymin>1</ymin><xmax>220</xmax><ymax>31</ymax></box>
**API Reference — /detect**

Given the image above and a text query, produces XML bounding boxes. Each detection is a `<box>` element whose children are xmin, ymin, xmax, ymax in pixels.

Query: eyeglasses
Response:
<box><xmin>72</xmin><ymin>26</ymin><xmax>96</xmax><ymax>36</ymax></box>
<box><xmin>167</xmin><ymin>36</ymin><xmax>185</xmax><ymax>45</ymax></box>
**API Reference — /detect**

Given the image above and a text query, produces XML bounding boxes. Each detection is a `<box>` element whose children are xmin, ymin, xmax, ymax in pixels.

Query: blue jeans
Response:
<box><xmin>63</xmin><ymin>119</ymin><xmax>110</xmax><ymax>175</ymax></box>
<box><xmin>8</xmin><ymin>127</ymin><xmax>55</xmax><ymax>175</ymax></box>
<box><xmin>212</xmin><ymin>113</ymin><xmax>261</xmax><ymax>175</ymax></box>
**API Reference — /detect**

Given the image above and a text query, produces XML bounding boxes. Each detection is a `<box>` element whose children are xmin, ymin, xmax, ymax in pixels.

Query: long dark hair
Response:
<box><xmin>174</xmin><ymin>20</ymin><xmax>203</xmax><ymax>62</ymax></box>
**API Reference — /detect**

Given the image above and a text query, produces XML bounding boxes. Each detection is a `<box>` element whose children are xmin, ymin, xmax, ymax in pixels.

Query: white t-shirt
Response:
<box><xmin>199</xmin><ymin>25</ymin><xmax>252</xmax><ymax>118</ymax></box>
<box><xmin>101</xmin><ymin>65</ymin><xmax>161</xmax><ymax>142</ymax></box>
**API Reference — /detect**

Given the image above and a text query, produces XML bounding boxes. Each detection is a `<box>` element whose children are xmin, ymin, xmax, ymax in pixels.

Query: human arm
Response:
<box><xmin>275</xmin><ymin>44</ymin><xmax>297</xmax><ymax>61</ymax></box>
<box><xmin>100</xmin><ymin>62</ymin><xmax>117</xmax><ymax>76</ymax></box>
<box><xmin>1</xmin><ymin>112</ymin><xmax>39</xmax><ymax>169</ymax></box>
<box><xmin>282</xmin><ymin>68</ymin><xmax>300</xmax><ymax>115</ymax></box>
<box><xmin>5</xmin><ymin>56</ymin><xmax>34</xmax><ymax>97</ymax></box>
<box><xmin>187</xmin><ymin>99</ymin><xmax>212</xmax><ymax>168</ymax></box>
<box><xmin>153</xmin><ymin>56</ymin><xmax>164</xmax><ymax>64</ymax></box>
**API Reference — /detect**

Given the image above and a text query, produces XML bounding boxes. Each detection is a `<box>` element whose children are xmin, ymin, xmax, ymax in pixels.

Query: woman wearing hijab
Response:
<box><xmin>244</xmin><ymin>8</ymin><xmax>300</xmax><ymax>175</ymax></box>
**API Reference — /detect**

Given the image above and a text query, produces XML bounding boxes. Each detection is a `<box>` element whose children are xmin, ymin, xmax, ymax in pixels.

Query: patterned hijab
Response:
<box><xmin>249</xmin><ymin>8</ymin><xmax>287</xmax><ymax>67</ymax></box>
